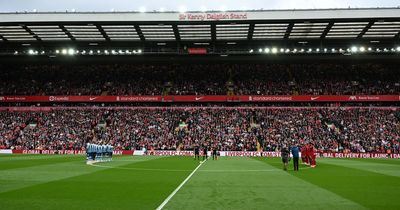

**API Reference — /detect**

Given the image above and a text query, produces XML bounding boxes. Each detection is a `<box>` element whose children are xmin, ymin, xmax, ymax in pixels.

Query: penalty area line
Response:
<box><xmin>156</xmin><ymin>159</ymin><xmax>206</xmax><ymax>210</ymax></box>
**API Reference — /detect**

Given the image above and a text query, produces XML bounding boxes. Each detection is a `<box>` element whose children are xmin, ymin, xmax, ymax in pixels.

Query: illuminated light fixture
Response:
<box><xmin>391</xmin><ymin>48</ymin><xmax>395</xmax><ymax>52</ymax></box>
<box><xmin>104</xmin><ymin>50</ymin><xmax>109</xmax><ymax>54</ymax></box>
<box><xmin>368</xmin><ymin>47</ymin><xmax>372</xmax><ymax>51</ymax></box>
<box><xmin>139</xmin><ymin>7</ymin><xmax>146</xmax><ymax>13</ymax></box>
<box><xmin>67</xmin><ymin>48</ymin><xmax>75</xmax><ymax>55</ymax></box>
<box><xmin>308</xmin><ymin>48</ymin><xmax>312</xmax><ymax>53</ymax></box>
<box><xmin>61</xmin><ymin>49</ymin><xmax>67</xmax><ymax>55</ymax></box>
<box><xmin>28</xmin><ymin>49</ymin><xmax>34</xmax><ymax>55</ymax></box>
<box><xmin>258</xmin><ymin>48</ymin><xmax>263</xmax><ymax>53</ymax></box>
<box><xmin>55</xmin><ymin>50</ymin><xmax>60</xmax><ymax>54</ymax></box>
<box><xmin>376</xmin><ymin>48</ymin><xmax>381</xmax><ymax>52</ymax></box>
<box><xmin>82</xmin><ymin>50</ymin><xmax>86</xmax><ymax>54</ymax></box>
<box><xmin>280</xmin><ymin>48</ymin><xmax>284</xmax><ymax>53</ymax></box>
<box><xmin>339</xmin><ymin>48</ymin><xmax>344</xmax><ymax>52</ymax></box>
<box><xmin>111</xmin><ymin>50</ymin><xmax>116</xmax><ymax>54</ymax></box>
<box><xmin>351</xmin><ymin>46</ymin><xmax>358</xmax><ymax>53</ymax></box>
<box><xmin>383</xmin><ymin>48</ymin><xmax>388</xmax><ymax>52</ymax></box>
<box><xmin>300</xmin><ymin>48</ymin><xmax>304</xmax><ymax>53</ymax></box>
<box><xmin>249</xmin><ymin>49</ymin><xmax>254</xmax><ymax>53</ymax></box>
<box><xmin>331</xmin><ymin>48</ymin><xmax>336</xmax><ymax>53</ymax></box>
<box><xmin>396</xmin><ymin>46</ymin><xmax>400</xmax><ymax>52</ymax></box>
<box><xmin>138</xmin><ymin>49</ymin><xmax>142</xmax><ymax>53</ymax></box>
<box><xmin>359</xmin><ymin>47</ymin><xmax>365</xmax><ymax>52</ymax></box>
<box><xmin>264</xmin><ymin>48</ymin><xmax>270</xmax><ymax>53</ymax></box>
<box><xmin>323</xmin><ymin>48</ymin><xmax>327</xmax><ymax>52</ymax></box>
<box><xmin>126</xmin><ymin>50</ymin><xmax>130</xmax><ymax>54</ymax></box>
<box><xmin>285</xmin><ymin>49</ymin><xmax>290</xmax><ymax>53</ymax></box>
<box><xmin>271</xmin><ymin>47</ymin><xmax>278</xmax><ymax>54</ymax></box>
<box><xmin>14</xmin><ymin>51</ymin><xmax>18</xmax><ymax>55</ymax></box>
<box><xmin>316</xmin><ymin>48</ymin><xmax>320</xmax><ymax>52</ymax></box>
<box><xmin>96</xmin><ymin>50</ymin><xmax>101</xmax><ymax>54</ymax></box>
<box><xmin>293</xmin><ymin>48</ymin><xmax>297</xmax><ymax>53</ymax></box>
<box><xmin>89</xmin><ymin>50</ymin><xmax>93</xmax><ymax>55</ymax></box>
<box><xmin>118</xmin><ymin>50</ymin><xmax>123</xmax><ymax>54</ymax></box>
<box><xmin>40</xmin><ymin>51</ymin><xmax>45</xmax><ymax>54</ymax></box>
<box><xmin>179</xmin><ymin>6</ymin><xmax>187</xmax><ymax>13</ymax></box>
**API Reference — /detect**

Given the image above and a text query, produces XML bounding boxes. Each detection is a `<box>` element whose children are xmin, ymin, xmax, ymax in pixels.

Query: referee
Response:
<box><xmin>194</xmin><ymin>143</ymin><xmax>200</xmax><ymax>160</ymax></box>
<box><xmin>291</xmin><ymin>144</ymin><xmax>300</xmax><ymax>171</ymax></box>
<box><xmin>281</xmin><ymin>146</ymin><xmax>290</xmax><ymax>171</ymax></box>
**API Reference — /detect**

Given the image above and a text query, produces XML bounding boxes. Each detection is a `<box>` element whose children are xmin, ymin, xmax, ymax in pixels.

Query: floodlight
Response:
<box><xmin>67</xmin><ymin>48</ymin><xmax>75</xmax><ymax>55</ymax></box>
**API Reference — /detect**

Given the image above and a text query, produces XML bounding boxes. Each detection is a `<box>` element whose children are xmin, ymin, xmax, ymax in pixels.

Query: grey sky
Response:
<box><xmin>0</xmin><ymin>0</ymin><xmax>399</xmax><ymax>12</ymax></box>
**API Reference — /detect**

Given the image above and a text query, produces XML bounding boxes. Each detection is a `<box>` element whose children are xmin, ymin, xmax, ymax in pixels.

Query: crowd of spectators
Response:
<box><xmin>0</xmin><ymin>63</ymin><xmax>398</xmax><ymax>96</ymax></box>
<box><xmin>1</xmin><ymin>108</ymin><xmax>398</xmax><ymax>154</ymax></box>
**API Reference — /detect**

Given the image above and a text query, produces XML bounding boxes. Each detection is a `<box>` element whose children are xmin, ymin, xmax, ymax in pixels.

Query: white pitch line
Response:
<box><xmin>155</xmin><ymin>159</ymin><xmax>206</xmax><ymax>210</ymax></box>
<box><xmin>89</xmin><ymin>161</ymin><xmax>313</xmax><ymax>172</ymax></box>
<box><xmin>89</xmin><ymin>163</ymin><xmax>193</xmax><ymax>172</ymax></box>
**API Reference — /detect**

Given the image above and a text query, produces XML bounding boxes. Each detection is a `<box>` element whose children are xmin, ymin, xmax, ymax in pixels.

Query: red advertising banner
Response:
<box><xmin>11</xmin><ymin>149</ymin><xmax>129</xmax><ymax>155</ymax></box>
<box><xmin>3</xmin><ymin>150</ymin><xmax>399</xmax><ymax>158</ymax></box>
<box><xmin>318</xmin><ymin>152</ymin><xmax>399</xmax><ymax>158</ymax></box>
<box><xmin>0</xmin><ymin>95</ymin><xmax>399</xmax><ymax>103</ymax></box>
<box><xmin>188</xmin><ymin>48</ymin><xmax>207</xmax><ymax>54</ymax></box>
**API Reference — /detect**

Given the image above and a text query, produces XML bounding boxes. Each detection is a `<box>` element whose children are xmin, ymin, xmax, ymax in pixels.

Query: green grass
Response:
<box><xmin>0</xmin><ymin>155</ymin><xmax>399</xmax><ymax>210</ymax></box>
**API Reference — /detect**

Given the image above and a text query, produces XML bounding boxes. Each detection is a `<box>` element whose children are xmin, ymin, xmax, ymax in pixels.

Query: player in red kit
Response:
<box><xmin>301</xmin><ymin>144</ymin><xmax>308</xmax><ymax>165</ymax></box>
<box><xmin>310</xmin><ymin>143</ymin><xmax>317</xmax><ymax>168</ymax></box>
<box><xmin>304</xmin><ymin>144</ymin><xmax>311</xmax><ymax>165</ymax></box>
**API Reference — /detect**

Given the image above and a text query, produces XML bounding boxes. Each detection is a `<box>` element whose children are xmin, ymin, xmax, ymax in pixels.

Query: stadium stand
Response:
<box><xmin>0</xmin><ymin>63</ymin><xmax>399</xmax><ymax>96</ymax></box>
<box><xmin>1</xmin><ymin>108</ymin><xmax>398</xmax><ymax>154</ymax></box>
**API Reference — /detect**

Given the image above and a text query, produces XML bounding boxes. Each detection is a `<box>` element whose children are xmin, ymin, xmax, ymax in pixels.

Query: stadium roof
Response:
<box><xmin>0</xmin><ymin>8</ymin><xmax>399</xmax><ymax>57</ymax></box>
<box><xmin>0</xmin><ymin>8</ymin><xmax>399</xmax><ymax>42</ymax></box>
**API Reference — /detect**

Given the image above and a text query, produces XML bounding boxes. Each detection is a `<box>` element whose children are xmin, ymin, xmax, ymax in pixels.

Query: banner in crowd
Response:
<box><xmin>0</xmin><ymin>95</ymin><xmax>399</xmax><ymax>103</ymax></box>
<box><xmin>0</xmin><ymin>150</ymin><xmax>399</xmax><ymax>158</ymax></box>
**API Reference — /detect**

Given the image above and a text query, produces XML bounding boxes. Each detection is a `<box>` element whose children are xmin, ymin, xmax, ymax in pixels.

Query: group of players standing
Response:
<box><xmin>301</xmin><ymin>143</ymin><xmax>317</xmax><ymax>168</ymax></box>
<box><xmin>281</xmin><ymin>143</ymin><xmax>317</xmax><ymax>171</ymax></box>
<box><xmin>193</xmin><ymin>143</ymin><xmax>218</xmax><ymax>161</ymax></box>
<box><xmin>86</xmin><ymin>143</ymin><xmax>113</xmax><ymax>163</ymax></box>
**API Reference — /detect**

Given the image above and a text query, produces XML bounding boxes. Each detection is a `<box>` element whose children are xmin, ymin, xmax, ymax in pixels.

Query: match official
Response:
<box><xmin>194</xmin><ymin>143</ymin><xmax>200</xmax><ymax>160</ymax></box>
<box><xmin>281</xmin><ymin>146</ymin><xmax>290</xmax><ymax>171</ymax></box>
<box><xmin>291</xmin><ymin>144</ymin><xmax>300</xmax><ymax>171</ymax></box>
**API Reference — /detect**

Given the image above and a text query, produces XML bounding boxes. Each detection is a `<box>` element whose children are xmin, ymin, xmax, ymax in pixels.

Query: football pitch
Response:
<box><xmin>0</xmin><ymin>155</ymin><xmax>399</xmax><ymax>210</ymax></box>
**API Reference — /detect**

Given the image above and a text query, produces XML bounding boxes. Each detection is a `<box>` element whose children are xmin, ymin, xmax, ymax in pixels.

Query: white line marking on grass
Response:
<box><xmin>89</xmin><ymin>164</ymin><xmax>193</xmax><ymax>172</ymax></box>
<box><xmin>89</xmin><ymin>162</ymin><xmax>313</xmax><ymax>172</ymax></box>
<box><xmin>155</xmin><ymin>159</ymin><xmax>206</xmax><ymax>210</ymax></box>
